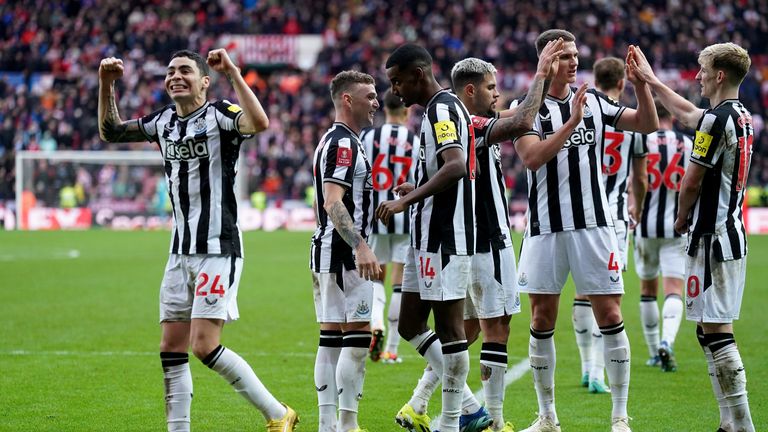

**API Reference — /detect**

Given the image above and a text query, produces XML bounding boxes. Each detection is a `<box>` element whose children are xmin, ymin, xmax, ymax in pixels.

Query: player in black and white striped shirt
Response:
<box><xmin>512</xmin><ymin>30</ymin><xmax>658</xmax><ymax>432</ymax></box>
<box><xmin>452</xmin><ymin>50</ymin><xmax>561</xmax><ymax>432</ymax></box>
<box><xmin>634</xmin><ymin>103</ymin><xmax>692</xmax><ymax>372</ymax></box>
<box><xmin>571</xmin><ymin>57</ymin><xmax>649</xmax><ymax>395</ymax></box>
<box><xmin>360</xmin><ymin>91</ymin><xmax>416</xmax><ymax>364</ymax></box>
<box><xmin>630</xmin><ymin>42</ymin><xmax>756</xmax><ymax>431</ymax></box>
<box><xmin>98</xmin><ymin>49</ymin><xmax>298</xmax><ymax>431</ymax></box>
<box><xmin>377</xmin><ymin>43</ymin><xmax>487</xmax><ymax>432</ymax></box>
<box><xmin>310</xmin><ymin>71</ymin><xmax>381</xmax><ymax>432</ymax></box>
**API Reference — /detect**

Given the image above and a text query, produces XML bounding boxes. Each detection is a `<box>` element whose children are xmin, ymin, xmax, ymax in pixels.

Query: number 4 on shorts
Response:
<box><xmin>608</xmin><ymin>252</ymin><xmax>620</xmax><ymax>272</ymax></box>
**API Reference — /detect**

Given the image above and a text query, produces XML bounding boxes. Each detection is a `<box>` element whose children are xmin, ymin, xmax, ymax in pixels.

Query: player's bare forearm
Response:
<box><xmin>98</xmin><ymin>83</ymin><xmax>144</xmax><ymax>143</ymax></box>
<box><xmin>515</xmin><ymin>117</ymin><xmax>579</xmax><ymax>170</ymax></box>
<box><xmin>488</xmin><ymin>74</ymin><xmax>548</xmax><ymax>144</ymax></box>
<box><xmin>618</xmin><ymin>83</ymin><xmax>658</xmax><ymax>134</ymax></box>
<box><xmin>649</xmin><ymin>82</ymin><xmax>703</xmax><ymax>129</ymax></box>
<box><xmin>631</xmin><ymin>158</ymin><xmax>648</xmax><ymax>216</ymax></box>
<box><xmin>326</xmin><ymin>200</ymin><xmax>364</xmax><ymax>249</ymax></box>
<box><xmin>227</xmin><ymin>70</ymin><xmax>269</xmax><ymax>134</ymax></box>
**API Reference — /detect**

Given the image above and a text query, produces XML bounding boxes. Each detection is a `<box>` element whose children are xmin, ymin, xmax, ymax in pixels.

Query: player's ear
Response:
<box><xmin>201</xmin><ymin>75</ymin><xmax>210</xmax><ymax>92</ymax></box>
<box><xmin>465</xmin><ymin>83</ymin><xmax>475</xmax><ymax>97</ymax></box>
<box><xmin>716</xmin><ymin>70</ymin><xmax>726</xmax><ymax>84</ymax></box>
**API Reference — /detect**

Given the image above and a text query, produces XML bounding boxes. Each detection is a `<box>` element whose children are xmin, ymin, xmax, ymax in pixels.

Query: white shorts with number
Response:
<box><xmin>159</xmin><ymin>254</ymin><xmax>242</xmax><ymax>322</ymax></box>
<box><xmin>634</xmin><ymin>236</ymin><xmax>686</xmax><ymax>280</ymax></box>
<box><xmin>517</xmin><ymin>226</ymin><xmax>624</xmax><ymax>295</ymax></box>
<box><xmin>369</xmin><ymin>233</ymin><xmax>409</xmax><ymax>264</ymax></box>
<box><xmin>400</xmin><ymin>246</ymin><xmax>471</xmax><ymax>301</ymax></box>
<box><xmin>614</xmin><ymin>220</ymin><xmax>629</xmax><ymax>271</ymax></box>
<box><xmin>465</xmin><ymin>247</ymin><xmax>521</xmax><ymax>319</ymax></box>
<box><xmin>684</xmin><ymin>236</ymin><xmax>746</xmax><ymax>324</ymax></box>
<box><xmin>312</xmin><ymin>269</ymin><xmax>373</xmax><ymax>323</ymax></box>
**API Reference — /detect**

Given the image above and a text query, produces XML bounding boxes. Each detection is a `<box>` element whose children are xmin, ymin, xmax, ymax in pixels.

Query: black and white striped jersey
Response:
<box><xmin>688</xmin><ymin>99</ymin><xmax>754</xmax><ymax>260</ymax></box>
<box><xmin>139</xmin><ymin>101</ymin><xmax>247</xmax><ymax>257</ymax></box>
<box><xmin>511</xmin><ymin>88</ymin><xmax>625</xmax><ymax>237</ymax></box>
<box><xmin>411</xmin><ymin>89</ymin><xmax>476</xmax><ymax>255</ymax></box>
<box><xmin>471</xmin><ymin>115</ymin><xmax>513</xmax><ymax>252</ymax></box>
<box><xmin>637</xmin><ymin>129</ymin><xmax>692</xmax><ymax>239</ymax></box>
<box><xmin>602</xmin><ymin>126</ymin><xmax>647</xmax><ymax>222</ymax></box>
<box><xmin>310</xmin><ymin>122</ymin><xmax>373</xmax><ymax>273</ymax></box>
<box><xmin>361</xmin><ymin>123</ymin><xmax>416</xmax><ymax>235</ymax></box>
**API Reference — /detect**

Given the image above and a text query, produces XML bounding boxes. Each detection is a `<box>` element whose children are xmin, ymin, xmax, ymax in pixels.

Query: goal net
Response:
<box><xmin>13</xmin><ymin>150</ymin><xmax>242</xmax><ymax>230</ymax></box>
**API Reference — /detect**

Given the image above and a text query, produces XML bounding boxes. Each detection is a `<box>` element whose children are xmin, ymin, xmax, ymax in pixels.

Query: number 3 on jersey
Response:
<box><xmin>372</xmin><ymin>154</ymin><xmax>412</xmax><ymax>191</ymax></box>
<box><xmin>602</xmin><ymin>131</ymin><xmax>624</xmax><ymax>175</ymax></box>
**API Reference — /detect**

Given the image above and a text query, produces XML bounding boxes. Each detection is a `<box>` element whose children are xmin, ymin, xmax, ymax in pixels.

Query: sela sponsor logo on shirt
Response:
<box><xmin>546</xmin><ymin>128</ymin><xmax>596</xmax><ymax>148</ymax></box>
<box><xmin>164</xmin><ymin>136</ymin><xmax>210</xmax><ymax>160</ymax></box>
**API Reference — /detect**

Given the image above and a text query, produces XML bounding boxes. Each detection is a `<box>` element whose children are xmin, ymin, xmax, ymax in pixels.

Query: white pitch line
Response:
<box><xmin>432</xmin><ymin>357</ymin><xmax>530</xmax><ymax>426</ymax></box>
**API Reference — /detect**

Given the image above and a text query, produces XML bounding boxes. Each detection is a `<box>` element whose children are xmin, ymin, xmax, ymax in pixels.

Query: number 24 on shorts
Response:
<box><xmin>195</xmin><ymin>273</ymin><xmax>226</xmax><ymax>297</ymax></box>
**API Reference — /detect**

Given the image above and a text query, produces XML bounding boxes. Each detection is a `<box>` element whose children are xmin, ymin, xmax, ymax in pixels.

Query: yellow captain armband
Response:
<box><xmin>693</xmin><ymin>130</ymin><xmax>713</xmax><ymax>157</ymax></box>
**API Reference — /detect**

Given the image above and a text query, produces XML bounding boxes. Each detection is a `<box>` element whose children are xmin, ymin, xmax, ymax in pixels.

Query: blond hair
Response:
<box><xmin>698</xmin><ymin>43</ymin><xmax>751</xmax><ymax>86</ymax></box>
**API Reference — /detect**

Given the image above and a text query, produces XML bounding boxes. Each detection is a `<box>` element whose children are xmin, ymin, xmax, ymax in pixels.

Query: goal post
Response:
<box><xmin>14</xmin><ymin>150</ymin><xmax>248</xmax><ymax>230</ymax></box>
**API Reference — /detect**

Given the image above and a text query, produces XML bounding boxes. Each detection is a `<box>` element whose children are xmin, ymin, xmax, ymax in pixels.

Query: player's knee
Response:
<box><xmin>191</xmin><ymin>340</ymin><xmax>219</xmax><ymax>361</ymax></box>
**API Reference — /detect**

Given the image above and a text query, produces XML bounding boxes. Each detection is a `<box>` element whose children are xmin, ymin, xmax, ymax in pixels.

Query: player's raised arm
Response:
<box><xmin>488</xmin><ymin>39</ymin><xmax>563</xmax><ymax>143</ymax></box>
<box><xmin>97</xmin><ymin>57</ymin><xmax>145</xmax><ymax>143</ymax></box>
<box><xmin>627</xmin><ymin>45</ymin><xmax>704</xmax><ymax>129</ymax></box>
<box><xmin>514</xmin><ymin>83</ymin><xmax>588</xmax><ymax>170</ymax></box>
<box><xmin>614</xmin><ymin>50</ymin><xmax>658</xmax><ymax>134</ymax></box>
<box><xmin>207</xmin><ymin>48</ymin><xmax>269</xmax><ymax>135</ymax></box>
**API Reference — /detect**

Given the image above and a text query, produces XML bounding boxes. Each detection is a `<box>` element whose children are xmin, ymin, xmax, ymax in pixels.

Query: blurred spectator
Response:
<box><xmin>1</xmin><ymin>0</ymin><xmax>767</xmax><ymax>211</ymax></box>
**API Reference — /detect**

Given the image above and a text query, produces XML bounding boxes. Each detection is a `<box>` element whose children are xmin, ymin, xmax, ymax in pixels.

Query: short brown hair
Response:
<box><xmin>535</xmin><ymin>29</ymin><xmax>575</xmax><ymax>55</ymax></box>
<box><xmin>593</xmin><ymin>57</ymin><xmax>625</xmax><ymax>91</ymax></box>
<box><xmin>330</xmin><ymin>71</ymin><xmax>375</xmax><ymax>101</ymax></box>
<box><xmin>698</xmin><ymin>43</ymin><xmax>751</xmax><ymax>86</ymax></box>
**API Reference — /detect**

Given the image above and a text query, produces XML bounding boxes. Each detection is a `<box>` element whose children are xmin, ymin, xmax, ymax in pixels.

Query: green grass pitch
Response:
<box><xmin>0</xmin><ymin>230</ymin><xmax>764</xmax><ymax>431</ymax></box>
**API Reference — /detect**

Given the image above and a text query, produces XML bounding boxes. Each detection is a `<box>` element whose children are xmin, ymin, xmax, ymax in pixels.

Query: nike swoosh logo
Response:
<box><xmin>316</xmin><ymin>385</ymin><xmax>327</xmax><ymax>392</ymax></box>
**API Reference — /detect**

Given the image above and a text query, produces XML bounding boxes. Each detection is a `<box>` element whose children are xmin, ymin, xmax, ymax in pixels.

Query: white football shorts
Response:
<box><xmin>517</xmin><ymin>226</ymin><xmax>624</xmax><ymax>295</ymax></box>
<box><xmin>369</xmin><ymin>233</ymin><xmax>409</xmax><ymax>264</ymax></box>
<box><xmin>465</xmin><ymin>247</ymin><xmax>521</xmax><ymax>320</ymax></box>
<box><xmin>634</xmin><ymin>236</ymin><xmax>686</xmax><ymax>280</ymax></box>
<box><xmin>159</xmin><ymin>254</ymin><xmax>242</xmax><ymax>323</ymax></box>
<box><xmin>614</xmin><ymin>219</ymin><xmax>629</xmax><ymax>271</ymax></box>
<box><xmin>312</xmin><ymin>269</ymin><xmax>373</xmax><ymax>323</ymax></box>
<box><xmin>684</xmin><ymin>236</ymin><xmax>746</xmax><ymax>324</ymax></box>
<box><xmin>400</xmin><ymin>246</ymin><xmax>471</xmax><ymax>301</ymax></box>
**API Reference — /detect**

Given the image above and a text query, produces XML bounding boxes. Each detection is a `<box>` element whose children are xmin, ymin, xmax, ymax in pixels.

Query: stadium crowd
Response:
<box><xmin>2</xmin><ymin>0</ymin><xmax>768</xmax><ymax>208</ymax></box>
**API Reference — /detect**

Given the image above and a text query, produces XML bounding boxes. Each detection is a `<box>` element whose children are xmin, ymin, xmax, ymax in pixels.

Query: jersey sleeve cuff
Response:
<box><xmin>323</xmin><ymin>178</ymin><xmax>352</xmax><ymax>188</ymax></box>
<box><xmin>690</xmin><ymin>158</ymin><xmax>713</xmax><ymax>168</ymax></box>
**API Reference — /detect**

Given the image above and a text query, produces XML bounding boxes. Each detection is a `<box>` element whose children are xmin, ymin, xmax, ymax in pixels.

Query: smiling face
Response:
<box><xmin>165</xmin><ymin>56</ymin><xmax>210</xmax><ymax>103</ymax></box>
<box><xmin>387</xmin><ymin>64</ymin><xmax>422</xmax><ymax>107</ymax></box>
<box><xmin>346</xmin><ymin>83</ymin><xmax>379</xmax><ymax>130</ymax></box>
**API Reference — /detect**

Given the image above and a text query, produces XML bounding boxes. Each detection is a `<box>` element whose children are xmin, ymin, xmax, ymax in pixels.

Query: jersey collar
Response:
<box><xmin>334</xmin><ymin>122</ymin><xmax>359</xmax><ymax>139</ymax></box>
<box><xmin>176</xmin><ymin>102</ymin><xmax>210</xmax><ymax>121</ymax></box>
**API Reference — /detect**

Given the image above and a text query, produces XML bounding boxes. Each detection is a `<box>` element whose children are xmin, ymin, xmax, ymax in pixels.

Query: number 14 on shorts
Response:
<box><xmin>195</xmin><ymin>273</ymin><xmax>226</xmax><ymax>297</ymax></box>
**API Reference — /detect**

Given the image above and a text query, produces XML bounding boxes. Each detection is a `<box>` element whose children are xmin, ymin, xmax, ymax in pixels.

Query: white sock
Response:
<box><xmin>440</xmin><ymin>342</ymin><xmax>470</xmax><ymax>432</ymax></box>
<box><xmin>480</xmin><ymin>342</ymin><xmax>507</xmax><ymax>429</ymax></box>
<box><xmin>337</xmin><ymin>331</ymin><xmax>371</xmax><ymax>431</ymax></box>
<box><xmin>371</xmin><ymin>281</ymin><xmax>386</xmax><ymax>331</ymax></box>
<box><xmin>203</xmin><ymin>345</ymin><xmax>285</xmax><ymax>421</ymax></box>
<box><xmin>161</xmin><ymin>352</ymin><xmax>192</xmax><ymax>432</ymax></box>
<box><xmin>710</xmin><ymin>335</ymin><xmax>754</xmax><ymax>432</ymax></box>
<box><xmin>639</xmin><ymin>295</ymin><xmax>660</xmax><ymax>357</ymax></box>
<box><xmin>589</xmin><ymin>323</ymin><xmax>605</xmax><ymax>383</ymax></box>
<box><xmin>661</xmin><ymin>294</ymin><xmax>683</xmax><ymax>347</ymax></box>
<box><xmin>601</xmin><ymin>323</ymin><xmax>630</xmax><ymax>419</ymax></box>
<box><xmin>385</xmin><ymin>286</ymin><xmax>402</xmax><ymax>353</ymax></box>
<box><xmin>316</xmin><ymin>330</ymin><xmax>342</xmax><ymax>432</ymax></box>
<box><xmin>529</xmin><ymin>328</ymin><xmax>558</xmax><ymax>422</ymax></box>
<box><xmin>408</xmin><ymin>366</ymin><xmax>441</xmax><ymax>415</ymax></box>
<box><xmin>698</xmin><ymin>327</ymin><xmax>731</xmax><ymax>428</ymax></box>
<box><xmin>572</xmin><ymin>300</ymin><xmax>594</xmax><ymax>376</ymax></box>
<box><xmin>407</xmin><ymin>330</ymin><xmax>479</xmax><ymax>416</ymax></box>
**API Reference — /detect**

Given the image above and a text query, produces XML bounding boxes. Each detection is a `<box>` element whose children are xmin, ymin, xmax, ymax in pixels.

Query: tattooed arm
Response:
<box><xmin>487</xmin><ymin>74</ymin><xmax>551</xmax><ymax>144</ymax></box>
<box><xmin>323</xmin><ymin>182</ymin><xmax>381</xmax><ymax>279</ymax></box>
<box><xmin>98</xmin><ymin>57</ymin><xmax>146</xmax><ymax>143</ymax></box>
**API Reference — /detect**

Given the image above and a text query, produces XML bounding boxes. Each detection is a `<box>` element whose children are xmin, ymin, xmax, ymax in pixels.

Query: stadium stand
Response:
<box><xmin>1</xmin><ymin>0</ymin><xmax>767</xmax><ymax>210</ymax></box>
